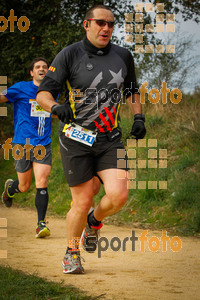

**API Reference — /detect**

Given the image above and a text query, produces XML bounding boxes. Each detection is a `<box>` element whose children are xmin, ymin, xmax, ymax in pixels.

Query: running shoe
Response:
<box><xmin>62</xmin><ymin>250</ymin><xmax>84</xmax><ymax>274</ymax></box>
<box><xmin>2</xmin><ymin>179</ymin><xmax>14</xmax><ymax>207</ymax></box>
<box><xmin>81</xmin><ymin>209</ymin><xmax>103</xmax><ymax>253</ymax></box>
<box><xmin>35</xmin><ymin>220</ymin><xmax>50</xmax><ymax>238</ymax></box>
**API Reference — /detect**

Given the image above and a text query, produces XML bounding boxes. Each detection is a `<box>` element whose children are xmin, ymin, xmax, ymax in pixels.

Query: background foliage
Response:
<box><xmin>0</xmin><ymin>0</ymin><xmax>200</xmax><ymax>236</ymax></box>
<box><xmin>1</xmin><ymin>88</ymin><xmax>200</xmax><ymax>236</ymax></box>
<box><xmin>0</xmin><ymin>0</ymin><xmax>199</xmax><ymax>84</ymax></box>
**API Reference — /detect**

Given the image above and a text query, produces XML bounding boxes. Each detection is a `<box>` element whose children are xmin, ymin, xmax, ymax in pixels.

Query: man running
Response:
<box><xmin>1</xmin><ymin>57</ymin><xmax>55</xmax><ymax>238</ymax></box>
<box><xmin>36</xmin><ymin>5</ymin><xmax>146</xmax><ymax>273</ymax></box>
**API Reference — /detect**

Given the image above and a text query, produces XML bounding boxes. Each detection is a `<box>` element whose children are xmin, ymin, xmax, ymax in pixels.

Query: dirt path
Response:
<box><xmin>0</xmin><ymin>205</ymin><xmax>200</xmax><ymax>299</ymax></box>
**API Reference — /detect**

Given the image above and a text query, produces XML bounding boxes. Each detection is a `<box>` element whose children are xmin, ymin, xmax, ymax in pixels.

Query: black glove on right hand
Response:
<box><xmin>131</xmin><ymin>114</ymin><xmax>146</xmax><ymax>139</ymax></box>
<box><xmin>51</xmin><ymin>103</ymin><xmax>75</xmax><ymax>123</ymax></box>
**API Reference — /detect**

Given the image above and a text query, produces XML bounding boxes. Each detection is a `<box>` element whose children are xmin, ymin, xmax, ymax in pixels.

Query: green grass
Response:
<box><xmin>0</xmin><ymin>90</ymin><xmax>200</xmax><ymax>299</ymax></box>
<box><xmin>0</xmin><ymin>266</ymin><xmax>91</xmax><ymax>299</ymax></box>
<box><xmin>0</xmin><ymin>92</ymin><xmax>200</xmax><ymax>236</ymax></box>
<box><xmin>117</xmin><ymin>92</ymin><xmax>200</xmax><ymax>236</ymax></box>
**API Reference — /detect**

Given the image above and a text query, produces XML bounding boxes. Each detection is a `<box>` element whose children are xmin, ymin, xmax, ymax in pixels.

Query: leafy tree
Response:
<box><xmin>0</xmin><ymin>0</ymin><xmax>127</xmax><ymax>138</ymax></box>
<box><xmin>135</xmin><ymin>28</ymin><xmax>200</xmax><ymax>91</ymax></box>
<box><xmin>0</xmin><ymin>0</ymin><xmax>199</xmax><ymax>138</ymax></box>
<box><xmin>1</xmin><ymin>0</ymin><xmax>199</xmax><ymax>84</ymax></box>
<box><xmin>151</xmin><ymin>0</ymin><xmax>200</xmax><ymax>23</ymax></box>
<box><xmin>0</xmin><ymin>0</ymin><xmax>108</xmax><ymax>83</ymax></box>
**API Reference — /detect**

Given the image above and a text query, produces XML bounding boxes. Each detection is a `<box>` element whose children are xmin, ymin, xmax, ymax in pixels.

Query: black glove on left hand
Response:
<box><xmin>51</xmin><ymin>103</ymin><xmax>75</xmax><ymax>124</ymax></box>
<box><xmin>131</xmin><ymin>114</ymin><xmax>146</xmax><ymax>139</ymax></box>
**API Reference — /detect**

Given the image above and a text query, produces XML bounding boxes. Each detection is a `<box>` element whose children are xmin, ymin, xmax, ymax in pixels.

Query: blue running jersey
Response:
<box><xmin>6</xmin><ymin>81</ymin><xmax>53</xmax><ymax>146</ymax></box>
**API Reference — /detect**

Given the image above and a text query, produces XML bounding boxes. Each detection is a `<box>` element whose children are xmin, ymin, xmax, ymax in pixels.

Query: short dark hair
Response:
<box><xmin>29</xmin><ymin>57</ymin><xmax>49</xmax><ymax>71</ymax></box>
<box><xmin>85</xmin><ymin>4</ymin><xmax>113</xmax><ymax>20</ymax></box>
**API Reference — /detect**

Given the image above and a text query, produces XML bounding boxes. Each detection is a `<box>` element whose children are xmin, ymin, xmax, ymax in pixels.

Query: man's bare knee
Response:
<box><xmin>93</xmin><ymin>177</ymin><xmax>101</xmax><ymax>196</ymax></box>
<box><xmin>72</xmin><ymin>197</ymin><xmax>93</xmax><ymax>213</ymax></box>
<box><xmin>107</xmin><ymin>188</ymin><xmax>128</xmax><ymax>209</ymax></box>
<box><xmin>35</xmin><ymin>178</ymin><xmax>48</xmax><ymax>188</ymax></box>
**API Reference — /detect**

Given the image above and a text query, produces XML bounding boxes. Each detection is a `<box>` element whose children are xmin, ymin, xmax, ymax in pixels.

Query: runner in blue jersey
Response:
<box><xmin>1</xmin><ymin>57</ymin><xmax>54</xmax><ymax>238</ymax></box>
<box><xmin>6</xmin><ymin>80</ymin><xmax>52</xmax><ymax>146</ymax></box>
<box><xmin>37</xmin><ymin>5</ymin><xmax>146</xmax><ymax>273</ymax></box>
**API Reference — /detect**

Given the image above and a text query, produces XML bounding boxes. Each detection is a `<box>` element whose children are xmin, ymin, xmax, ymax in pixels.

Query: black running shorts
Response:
<box><xmin>59</xmin><ymin>132</ymin><xmax>127</xmax><ymax>187</ymax></box>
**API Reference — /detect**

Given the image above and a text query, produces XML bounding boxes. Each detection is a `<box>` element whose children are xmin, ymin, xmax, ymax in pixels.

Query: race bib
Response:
<box><xmin>29</xmin><ymin>99</ymin><xmax>50</xmax><ymax>118</ymax></box>
<box><xmin>64</xmin><ymin>123</ymin><xmax>97</xmax><ymax>147</ymax></box>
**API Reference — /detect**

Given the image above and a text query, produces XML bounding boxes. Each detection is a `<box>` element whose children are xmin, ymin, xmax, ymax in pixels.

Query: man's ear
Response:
<box><xmin>30</xmin><ymin>70</ymin><xmax>33</xmax><ymax>77</ymax></box>
<box><xmin>83</xmin><ymin>20</ymin><xmax>88</xmax><ymax>30</ymax></box>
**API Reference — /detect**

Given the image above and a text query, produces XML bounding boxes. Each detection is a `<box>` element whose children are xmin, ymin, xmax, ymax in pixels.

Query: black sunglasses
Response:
<box><xmin>88</xmin><ymin>18</ymin><xmax>114</xmax><ymax>28</ymax></box>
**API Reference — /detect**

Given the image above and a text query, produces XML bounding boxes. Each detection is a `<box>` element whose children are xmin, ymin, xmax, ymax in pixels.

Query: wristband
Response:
<box><xmin>134</xmin><ymin>114</ymin><xmax>145</xmax><ymax>122</ymax></box>
<box><xmin>51</xmin><ymin>104</ymin><xmax>58</xmax><ymax>113</ymax></box>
